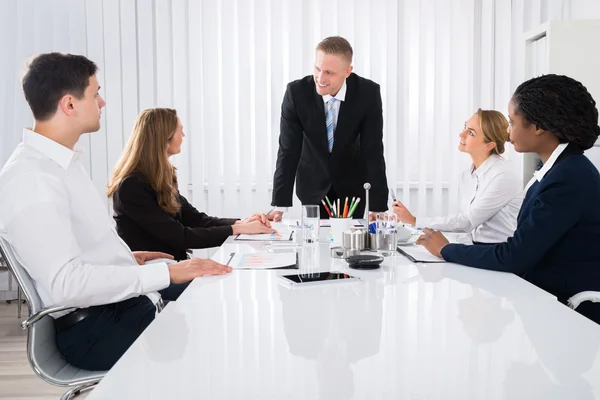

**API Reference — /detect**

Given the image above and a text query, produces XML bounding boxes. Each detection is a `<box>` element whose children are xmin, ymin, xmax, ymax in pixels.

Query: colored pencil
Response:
<box><xmin>321</xmin><ymin>199</ymin><xmax>332</xmax><ymax>217</ymax></box>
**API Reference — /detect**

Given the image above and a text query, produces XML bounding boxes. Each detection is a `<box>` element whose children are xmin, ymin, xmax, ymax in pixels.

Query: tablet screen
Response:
<box><xmin>281</xmin><ymin>272</ymin><xmax>356</xmax><ymax>284</ymax></box>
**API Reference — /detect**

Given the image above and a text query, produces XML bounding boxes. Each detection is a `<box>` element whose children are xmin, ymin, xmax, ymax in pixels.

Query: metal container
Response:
<box><xmin>369</xmin><ymin>232</ymin><xmax>397</xmax><ymax>252</ymax></box>
<box><xmin>330</xmin><ymin>246</ymin><xmax>361</xmax><ymax>259</ymax></box>
<box><xmin>342</xmin><ymin>230</ymin><xmax>368</xmax><ymax>250</ymax></box>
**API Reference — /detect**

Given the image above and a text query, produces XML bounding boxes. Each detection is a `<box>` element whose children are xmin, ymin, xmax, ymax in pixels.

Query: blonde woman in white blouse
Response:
<box><xmin>393</xmin><ymin>109</ymin><xmax>523</xmax><ymax>244</ymax></box>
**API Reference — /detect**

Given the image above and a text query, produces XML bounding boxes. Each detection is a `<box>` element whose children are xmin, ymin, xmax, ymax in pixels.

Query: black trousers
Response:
<box><xmin>319</xmin><ymin>186</ymin><xmax>366</xmax><ymax>220</ymax></box>
<box><xmin>55</xmin><ymin>282</ymin><xmax>189</xmax><ymax>371</ymax></box>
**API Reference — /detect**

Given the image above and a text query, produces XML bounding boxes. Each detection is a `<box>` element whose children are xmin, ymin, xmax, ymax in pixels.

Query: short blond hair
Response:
<box><xmin>477</xmin><ymin>108</ymin><xmax>509</xmax><ymax>155</ymax></box>
<box><xmin>316</xmin><ymin>36</ymin><xmax>353</xmax><ymax>64</ymax></box>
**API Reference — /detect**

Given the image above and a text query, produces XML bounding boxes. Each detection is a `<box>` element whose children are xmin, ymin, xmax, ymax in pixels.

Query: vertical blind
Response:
<box><xmin>0</xmin><ymin>0</ymin><xmax>567</xmax><ymax>219</ymax></box>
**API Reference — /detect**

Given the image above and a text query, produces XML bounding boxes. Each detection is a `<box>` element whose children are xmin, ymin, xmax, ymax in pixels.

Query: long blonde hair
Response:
<box><xmin>107</xmin><ymin>108</ymin><xmax>181</xmax><ymax>215</ymax></box>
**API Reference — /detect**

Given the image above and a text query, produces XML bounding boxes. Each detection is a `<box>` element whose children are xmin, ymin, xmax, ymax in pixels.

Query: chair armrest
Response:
<box><xmin>21</xmin><ymin>305</ymin><xmax>78</xmax><ymax>330</ymax></box>
<box><xmin>567</xmin><ymin>291</ymin><xmax>600</xmax><ymax>310</ymax></box>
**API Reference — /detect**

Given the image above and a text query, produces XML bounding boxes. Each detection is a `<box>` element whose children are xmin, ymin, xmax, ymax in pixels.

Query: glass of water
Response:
<box><xmin>301</xmin><ymin>205</ymin><xmax>320</xmax><ymax>244</ymax></box>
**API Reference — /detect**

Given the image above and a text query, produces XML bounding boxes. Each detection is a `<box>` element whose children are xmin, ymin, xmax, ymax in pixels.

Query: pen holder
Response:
<box><xmin>330</xmin><ymin>218</ymin><xmax>354</xmax><ymax>245</ymax></box>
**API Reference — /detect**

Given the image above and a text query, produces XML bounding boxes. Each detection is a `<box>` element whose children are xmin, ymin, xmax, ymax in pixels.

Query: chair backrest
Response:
<box><xmin>0</xmin><ymin>237</ymin><xmax>105</xmax><ymax>385</ymax></box>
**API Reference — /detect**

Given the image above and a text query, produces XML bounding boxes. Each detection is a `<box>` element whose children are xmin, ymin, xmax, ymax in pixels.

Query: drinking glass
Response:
<box><xmin>301</xmin><ymin>205</ymin><xmax>320</xmax><ymax>244</ymax></box>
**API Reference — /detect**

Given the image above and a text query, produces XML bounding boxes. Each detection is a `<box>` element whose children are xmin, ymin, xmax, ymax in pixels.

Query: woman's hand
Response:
<box><xmin>415</xmin><ymin>228</ymin><xmax>449</xmax><ymax>258</ymax></box>
<box><xmin>237</xmin><ymin>212</ymin><xmax>272</xmax><ymax>228</ymax></box>
<box><xmin>232</xmin><ymin>220</ymin><xmax>277</xmax><ymax>235</ymax></box>
<box><xmin>391</xmin><ymin>200</ymin><xmax>417</xmax><ymax>226</ymax></box>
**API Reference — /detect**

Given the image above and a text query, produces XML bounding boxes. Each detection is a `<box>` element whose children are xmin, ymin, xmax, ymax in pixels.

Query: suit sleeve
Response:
<box><xmin>117</xmin><ymin>178</ymin><xmax>233</xmax><ymax>250</ymax></box>
<box><xmin>179</xmin><ymin>195</ymin><xmax>238</xmax><ymax>228</ymax></box>
<box><xmin>272</xmin><ymin>83</ymin><xmax>303</xmax><ymax>207</ymax></box>
<box><xmin>440</xmin><ymin>178</ymin><xmax>584</xmax><ymax>274</ymax></box>
<box><xmin>360</xmin><ymin>84</ymin><xmax>388</xmax><ymax>211</ymax></box>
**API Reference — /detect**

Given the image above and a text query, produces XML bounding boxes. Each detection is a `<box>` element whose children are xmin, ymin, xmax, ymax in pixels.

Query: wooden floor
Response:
<box><xmin>0</xmin><ymin>302</ymin><xmax>88</xmax><ymax>399</ymax></box>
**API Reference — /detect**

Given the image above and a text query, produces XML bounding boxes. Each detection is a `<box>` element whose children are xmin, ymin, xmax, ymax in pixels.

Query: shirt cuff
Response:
<box><xmin>274</xmin><ymin>207</ymin><xmax>289</xmax><ymax>212</ymax></box>
<box><xmin>139</xmin><ymin>262</ymin><xmax>170</xmax><ymax>293</ymax></box>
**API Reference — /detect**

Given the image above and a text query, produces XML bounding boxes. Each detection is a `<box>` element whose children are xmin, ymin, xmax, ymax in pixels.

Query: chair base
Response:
<box><xmin>60</xmin><ymin>379</ymin><xmax>101</xmax><ymax>400</ymax></box>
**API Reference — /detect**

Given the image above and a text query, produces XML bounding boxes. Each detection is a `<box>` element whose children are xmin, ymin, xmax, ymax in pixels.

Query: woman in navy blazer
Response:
<box><xmin>418</xmin><ymin>74</ymin><xmax>600</xmax><ymax>324</ymax></box>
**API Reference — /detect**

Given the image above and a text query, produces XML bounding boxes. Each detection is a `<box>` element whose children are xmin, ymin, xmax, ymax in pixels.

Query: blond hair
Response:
<box><xmin>316</xmin><ymin>36</ymin><xmax>353</xmax><ymax>64</ymax></box>
<box><xmin>107</xmin><ymin>108</ymin><xmax>181</xmax><ymax>215</ymax></box>
<box><xmin>477</xmin><ymin>108</ymin><xmax>509</xmax><ymax>155</ymax></box>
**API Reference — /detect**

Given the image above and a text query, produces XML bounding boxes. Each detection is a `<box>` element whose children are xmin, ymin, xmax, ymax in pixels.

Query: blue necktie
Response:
<box><xmin>326</xmin><ymin>98</ymin><xmax>337</xmax><ymax>152</ymax></box>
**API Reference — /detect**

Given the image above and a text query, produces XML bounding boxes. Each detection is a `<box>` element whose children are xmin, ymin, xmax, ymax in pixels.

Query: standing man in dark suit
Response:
<box><xmin>268</xmin><ymin>36</ymin><xmax>388</xmax><ymax>221</ymax></box>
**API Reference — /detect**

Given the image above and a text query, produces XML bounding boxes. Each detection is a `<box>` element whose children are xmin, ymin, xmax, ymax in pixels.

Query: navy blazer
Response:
<box><xmin>441</xmin><ymin>144</ymin><xmax>600</xmax><ymax>302</ymax></box>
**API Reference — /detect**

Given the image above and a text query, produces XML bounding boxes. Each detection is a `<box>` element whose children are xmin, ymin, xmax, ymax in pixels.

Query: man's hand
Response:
<box><xmin>133</xmin><ymin>251</ymin><xmax>174</xmax><ymax>265</ymax></box>
<box><xmin>391</xmin><ymin>200</ymin><xmax>417</xmax><ymax>226</ymax></box>
<box><xmin>415</xmin><ymin>228</ymin><xmax>450</xmax><ymax>258</ymax></box>
<box><xmin>232</xmin><ymin>220</ymin><xmax>277</xmax><ymax>235</ymax></box>
<box><xmin>267</xmin><ymin>210</ymin><xmax>283</xmax><ymax>222</ymax></box>
<box><xmin>236</xmin><ymin>213</ymin><xmax>272</xmax><ymax>228</ymax></box>
<box><xmin>168</xmin><ymin>258</ymin><xmax>232</xmax><ymax>284</ymax></box>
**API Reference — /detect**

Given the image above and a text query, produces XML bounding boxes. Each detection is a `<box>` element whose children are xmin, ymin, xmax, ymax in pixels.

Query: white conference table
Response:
<box><xmin>88</xmin><ymin>221</ymin><xmax>600</xmax><ymax>400</ymax></box>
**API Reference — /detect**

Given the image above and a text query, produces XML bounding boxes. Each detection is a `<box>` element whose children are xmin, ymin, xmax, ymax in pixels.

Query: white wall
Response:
<box><xmin>0</xmin><ymin>0</ymin><xmax>493</xmax><ymax>221</ymax></box>
<box><xmin>506</xmin><ymin>0</ymin><xmax>600</xmax><ymax>183</ymax></box>
<box><xmin>1</xmin><ymin>0</ymin><xmax>598</xmax><ymax>220</ymax></box>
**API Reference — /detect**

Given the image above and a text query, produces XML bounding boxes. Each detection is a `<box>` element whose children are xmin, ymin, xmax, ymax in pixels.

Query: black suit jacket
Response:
<box><xmin>272</xmin><ymin>73</ymin><xmax>388</xmax><ymax>211</ymax></box>
<box><xmin>113</xmin><ymin>173</ymin><xmax>238</xmax><ymax>261</ymax></box>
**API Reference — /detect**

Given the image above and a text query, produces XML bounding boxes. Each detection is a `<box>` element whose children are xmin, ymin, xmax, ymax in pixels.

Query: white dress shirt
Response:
<box><xmin>524</xmin><ymin>143</ymin><xmax>568</xmax><ymax>192</ymax></box>
<box><xmin>275</xmin><ymin>80</ymin><xmax>348</xmax><ymax>211</ymax></box>
<box><xmin>417</xmin><ymin>154</ymin><xmax>523</xmax><ymax>243</ymax></box>
<box><xmin>0</xmin><ymin>129</ymin><xmax>170</xmax><ymax>318</ymax></box>
<box><xmin>321</xmin><ymin>79</ymin><xmax>347</xmax><ymax>129</ymax></box>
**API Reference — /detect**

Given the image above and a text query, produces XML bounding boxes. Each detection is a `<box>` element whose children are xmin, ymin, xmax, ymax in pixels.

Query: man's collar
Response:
<box><xmin>322</xmin><ymin>79</ymin><xmax>347</xmax><ymax>103</ymax></box>
<box><xmin>22</xmin><ymin>128</ymin><xmax>80</xmax><ymax>170</ymax></box>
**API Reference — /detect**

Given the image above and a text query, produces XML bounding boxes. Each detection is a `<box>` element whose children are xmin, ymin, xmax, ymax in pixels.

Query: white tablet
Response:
<box><xmin>278</xmin><ymin>272</ymin><xmax>360</xmax><ymax>287</ymax></box>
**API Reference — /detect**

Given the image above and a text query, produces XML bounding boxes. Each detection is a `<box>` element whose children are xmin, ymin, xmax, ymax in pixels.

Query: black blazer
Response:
<box><xmin>272</xmin><ymin>73</ymin><xmax>389</xmax><ymax>211</ymax></box>
<box><xmin>113</xmin><ymin>173</ymin><xmax>238</xmax><ymax>261</ymax></box>
<box><xmin>441</xmin><ymin>144</ymin><xmax>600</xmax><ymax>302</ymax></box>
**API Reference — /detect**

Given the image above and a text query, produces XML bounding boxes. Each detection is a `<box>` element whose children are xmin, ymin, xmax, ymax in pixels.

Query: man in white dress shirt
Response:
<box><xmin>0</xmin><ymin>53</ymin><xmax>232</xmax><ymax>371</ymax></box>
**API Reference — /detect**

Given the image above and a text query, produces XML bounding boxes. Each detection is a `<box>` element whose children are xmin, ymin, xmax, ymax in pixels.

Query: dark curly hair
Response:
<box><xmin>512</xmin><ymin>74</ymin><xmax>600</xmax><ymax>150</ymax></box>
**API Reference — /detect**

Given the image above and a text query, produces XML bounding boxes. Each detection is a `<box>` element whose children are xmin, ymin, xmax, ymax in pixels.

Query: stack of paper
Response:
<box><xmin>226</xmin><ymin>252</ymin><xmax>298</xmax><ymax>269</ymax></box>
<box><xmin>234</xmin><ymin>230</ymin><xmax>294</xmax><ymax>241</ymax></box>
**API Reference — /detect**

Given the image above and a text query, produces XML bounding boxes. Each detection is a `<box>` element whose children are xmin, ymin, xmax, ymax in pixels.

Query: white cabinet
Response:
<box><xmin>522</xmin><ymin>20</ymin><xmax>600</xmax><ymax>184</ymax></box>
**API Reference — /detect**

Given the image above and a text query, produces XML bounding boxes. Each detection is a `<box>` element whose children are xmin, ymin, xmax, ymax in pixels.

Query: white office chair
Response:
<box><xmin>0</xmin><ymin>237</ymin><xmax>106</xmax><ymax>400</ymax></box>
<box><xmin>568</xmin><ymin>291</ymin><xmax>600</xmax><ymax>310</ymax></box>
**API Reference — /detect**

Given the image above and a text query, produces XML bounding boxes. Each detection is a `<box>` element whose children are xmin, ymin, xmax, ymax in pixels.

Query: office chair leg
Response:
<box><xmin>60</xmin><ymin>380</ymin><xmax>101</xmax><ymax>400</ymax></box>
<box><xmin>17</xmin><ymin>285</ymin><xmax>22</xmax><ymax>319</ymax></box>
<box><xmin>5</xmin><ymin>271</ymin><xmax>13</xmax><ymax>304</ymax></box>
